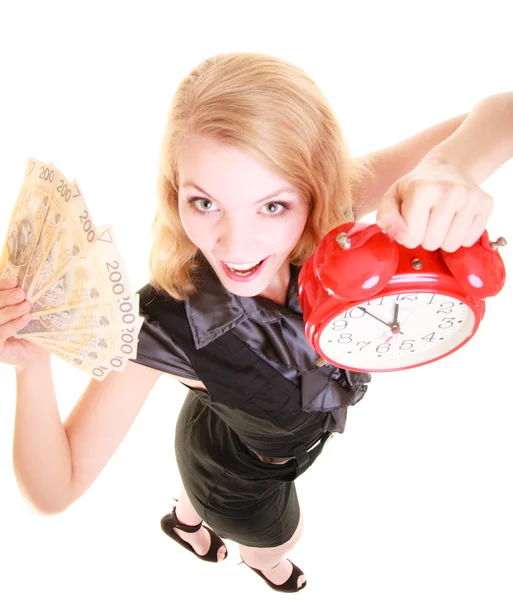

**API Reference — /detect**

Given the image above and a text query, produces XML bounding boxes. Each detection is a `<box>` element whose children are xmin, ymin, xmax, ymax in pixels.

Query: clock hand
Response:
<box><xmin>358</xmin><ymin>307</ymin><xmax>389</xmax><ymax>327</ymax></box>
<box><xmin>385</xmin><ymin>304</ymin><xmax>422</xmax><ymax>342</ymax></box>
<box><xmin>392</xmin><ymin>302</ymin><xmax>399</xmax><ymax>324</ymax></box>
<box><xmin>396</xmin><ymin>303</ymin><xmax>422</xmax><ymax>335</ymax></box>
<box><xmin>390</xmin><ymin>302</ymin><xmax>401</xmax><ymax>334</ymax></box>
<box><xmin>359</xmin><ymin>306</ymin><xmax>404</xmax><ymax>334</ymax></box>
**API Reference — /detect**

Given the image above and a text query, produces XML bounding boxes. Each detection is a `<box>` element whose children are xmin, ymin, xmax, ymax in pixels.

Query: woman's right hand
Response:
<box><xmin>0</xmin><ymin>277</ymin><xmax>49</xmax><ymax>369</ymax></box>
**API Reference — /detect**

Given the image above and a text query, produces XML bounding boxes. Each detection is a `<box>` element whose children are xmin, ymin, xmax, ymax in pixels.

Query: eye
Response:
<box><xmin>186</xmin><ymin>197</ymin><xmax>292</xmax><ymax>217</ymax></box>
<box><xmin>187</xmin><ymin>197</ymin><xmax>217</xmax><ymax>213</ymax></box>
<box><xmin>261</xmin><ymin>201</ymin><xmax>290</xmax><ymax>216</ymax></box>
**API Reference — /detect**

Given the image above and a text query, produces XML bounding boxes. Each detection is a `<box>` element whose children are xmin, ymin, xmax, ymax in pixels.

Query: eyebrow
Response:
<box><xmin>181</xmin><ymin>181</ymin><xmax>297</xmax><ymax>205</ymax></box>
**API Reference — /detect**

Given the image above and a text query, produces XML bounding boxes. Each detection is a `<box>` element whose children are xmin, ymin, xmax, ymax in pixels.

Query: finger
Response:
<box><xmin>421</xmin><ymin>197</ymin><xmax>460</xmax><ymax>251</ymax></box>
<box><xmin>0</xmin><ymin>277</ymin><xmax>19</xmax><ymax>291</ymax></box>
<box><xmin>399</xmin><ymin>183</ymin><xmax>437</xmax><ymax>248</ymax></box>
<box><xmin>418</xmin><ymin>183</ymin><xmax>473</xmax><ymax>250</ymax></box>
<box><xmin>376</xmin><ymin>188</ymin><xmax>408</xmax><ymax>242</ymax></box>
<box><xmin>0</xmin><ymin>286</ymin><xmax>25</xmax><ymax>309</ymax></box>
<box><xmin>440</xmin><ymin>207</ymin><xmax>477</xmax><ymax>252</ymax></box>
<box><xmin>461</xmin><ymin>212</ymin><xmax>490</xmax><ymax>247</ymax></box>
<box><xmin>0</xmin><ymin>299</ymin><xmax>31</xmax><ymax>328</ymax></box>
<box><xmin>462</xmin><ymin>195</ymin><xmax>493</xmax><ymax>247</ymax></box>
<box><xmin>1</xmin><ymin>311</ymin><xmax>33</xmax><ymax>340</ymax></box>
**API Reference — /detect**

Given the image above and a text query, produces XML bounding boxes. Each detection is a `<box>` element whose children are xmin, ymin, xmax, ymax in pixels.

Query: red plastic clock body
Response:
<box><xmin>298</xmin><ymin>222</ymin><xmax>506</xmax><ymax>372</ymax></box>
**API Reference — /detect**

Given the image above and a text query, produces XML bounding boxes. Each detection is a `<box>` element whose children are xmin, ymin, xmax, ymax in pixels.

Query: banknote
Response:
<box><xmin>31</xmin><ymin>335</ymin><xmax>131</xmax><ymax>373</ymax></box>
<box><xmin>2</xmin><ymin>158</ymin><xmax>142</xmax><ymax>380</ymax></box>
<box><xmin>15</xmin><ymin>293</ymin><xmax>140</xmax><ymax>336</ymax></box>
<box><xmin>0</xmin><ymin>158</ymin><xmax>55</xmax><ymax>290</ymax></box>
<box><xmin>22</xmin><ymin>166</ymin><xmax>70</xmax><ymax>299</ymax></box>
<box><xmin>28</xmin><ymin>316</ymin><xmax>144</xmax><ymax>361</ymax></box>
<box><xmin>30</xmin><ymin>225</ymin><xmax>131</xmax><ymax>315</ymax></box>
<box><xmin>28</xmin><ymin>335</ymin><xmax>125</xmax><ymax>381</ymax></box>
<box><xmin>28</xmin><ymin>177</ymin><xmax>98</xmax><ymax>301</ymax></box>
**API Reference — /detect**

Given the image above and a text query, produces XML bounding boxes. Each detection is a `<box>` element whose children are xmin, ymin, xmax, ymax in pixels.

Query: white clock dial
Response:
<box><xmin>318</xmin><ymin>292</ymin><xmax>475</xmax><ymax>370</ymax></box>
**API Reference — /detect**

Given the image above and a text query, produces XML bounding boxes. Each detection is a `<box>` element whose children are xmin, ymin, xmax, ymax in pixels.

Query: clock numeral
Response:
<box><xmin>341</xmin><ymin>307</ymin><xmax>365</xmax><ymax>319</ymax></box>
<box><xmin>427</xmin><ymin>294</ymin><xmax>437</xmax><ymax>305</ymax></box>
<box><xmin>422</xmin><ymin>332</ymin><xmax>436</xmax><ymax>342</ymax></box>
<box><xmin>393</xmin><ymin>294</ymin><xmax>417</xmax><ymax>302</ymax></box>
<box><xmin>376</xmin><ymin>342</ymin><xmax>391</xmax><ymax>353</ymax></box>
<box><xmin>365</xmin><ymin>297</ymin><xmax>385</xmax><ymax>307</ymax></box>
<box><xmin>337</xmin><ymin>333</ymin><xmax>352</xmax><ymax>344</ymax></box>
<box><xmin>438</xmin><ymin>317</ymin><xmax>455</xmax><ymax>329</ymax></box>
<box><xmin>356</xmin><ymin>341</ymin><xmax>371</xmax><ymax>351</ymax></box>
<box><xmin>399</xmin><ymin>339</ymin><xmax>414</xmax><ymax>351</ymax></box>
<box><xmin>436</xmin><ymin>301</ymin><xmax>455</xmax><ymax>315</ymax></box>
<box><xmin>331</xmin><ymin>319</ymin><xmax>348</xmax><ymax>331</ymax></box>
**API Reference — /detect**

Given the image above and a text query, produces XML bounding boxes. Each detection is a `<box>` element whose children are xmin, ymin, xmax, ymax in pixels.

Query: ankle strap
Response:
<box><xmin>171</xmin><ymin>506</ymin><xmax>203</xmax><ymax>533</ymax></box>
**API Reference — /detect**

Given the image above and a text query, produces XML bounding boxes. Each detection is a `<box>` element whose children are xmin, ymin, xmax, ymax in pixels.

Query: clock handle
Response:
<box><xmin>335</xmin><ymin>222</ymin><xmax>386</xmax><ymax>251</ymax></box>
<box><xmin>440</xmin><ymin>229</ymin><xmax>507</xmax><ymax>298</ymax></box>
<box><xmin>313</xmin><ymin>221</ymin><xmax>399</xmax><ymax>301</ymax></box>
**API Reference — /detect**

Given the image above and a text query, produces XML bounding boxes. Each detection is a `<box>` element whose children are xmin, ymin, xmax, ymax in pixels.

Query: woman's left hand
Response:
<box><xmin>375</xmin><ymin>155</ymin><xmax>494</xmax><ymax>252</ymax></box>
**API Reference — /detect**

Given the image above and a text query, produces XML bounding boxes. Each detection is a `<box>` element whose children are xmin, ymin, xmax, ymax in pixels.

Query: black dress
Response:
<box><xmin>130</xmin><ymin>262</ymin><xmax>370</xmax><ymax>548</ymax></box>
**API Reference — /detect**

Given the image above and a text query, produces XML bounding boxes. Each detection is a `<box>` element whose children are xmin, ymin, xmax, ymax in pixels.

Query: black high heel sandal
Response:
<box><xmin>239</xmin><ymin>556</ymin><xmax>307</xmax><ymax>593</ymax></box>
<box><xmin>160</xmin><ymin>506</ymin><xmax>228</xmax><ymax>563</ymax></box>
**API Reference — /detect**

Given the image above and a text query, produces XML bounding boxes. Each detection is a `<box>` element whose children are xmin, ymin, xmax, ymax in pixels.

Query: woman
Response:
<box><xmin>3</xmin><ymin>53</ymin><xmax>512</xmax><ymax>593</ymax></box>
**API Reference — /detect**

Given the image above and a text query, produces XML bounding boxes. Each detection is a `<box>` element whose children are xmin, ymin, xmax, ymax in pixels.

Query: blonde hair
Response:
<box><xmin>150</xmin><ymin>52</ymin><xmax>372</xmax><ymax>300</ymax></box>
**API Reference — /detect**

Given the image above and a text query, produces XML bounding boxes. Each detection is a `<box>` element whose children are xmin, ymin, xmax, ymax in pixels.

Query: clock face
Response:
<box><xmin>318</xmin><ymin>292</ymin><xmax>476</xmax><ymax>370</ymax></box>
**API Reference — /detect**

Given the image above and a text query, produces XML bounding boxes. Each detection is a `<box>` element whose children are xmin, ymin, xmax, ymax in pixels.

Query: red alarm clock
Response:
<box><xmin>298</xmin><ymin>221</ymin><xmax>507</xmax><ymax>372</ymax></box>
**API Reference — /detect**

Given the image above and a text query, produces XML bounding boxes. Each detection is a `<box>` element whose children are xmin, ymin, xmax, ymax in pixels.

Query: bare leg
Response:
<box><xmin>239</xmin><ymin>511</ymin><xmax>305</xmax><ymax>589</ymax></box>
<box><xmin>173</xmin><ymin>485</ymin><xmax>227</xmax><ymax>561</ymax></box>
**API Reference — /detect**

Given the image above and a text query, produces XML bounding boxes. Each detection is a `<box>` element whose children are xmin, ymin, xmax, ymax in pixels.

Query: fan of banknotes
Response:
<box><xmin>0</xmin><ymin>158</ymin><xmax>143</xmax><ymax>380</ymax></box>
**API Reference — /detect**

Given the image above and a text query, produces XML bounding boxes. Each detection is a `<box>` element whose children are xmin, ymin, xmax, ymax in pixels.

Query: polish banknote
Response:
<box><xmin>2</xmin><ymin>158</ymin><xmax>143</xmax><ymax>380</ymax></box>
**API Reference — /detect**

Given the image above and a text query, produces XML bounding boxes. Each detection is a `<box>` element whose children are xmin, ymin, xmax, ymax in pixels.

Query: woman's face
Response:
<box><xmin>177</xmin><ymin>137</ymin><xmax>309</xmax><ymax>299</ymax></box>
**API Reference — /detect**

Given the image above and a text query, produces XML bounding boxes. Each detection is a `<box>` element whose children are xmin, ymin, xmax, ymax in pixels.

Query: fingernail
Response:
<box><xmin>390</xmin><ymin>226</ymin><xmax>407</xmax><ymax>242</ymax></box>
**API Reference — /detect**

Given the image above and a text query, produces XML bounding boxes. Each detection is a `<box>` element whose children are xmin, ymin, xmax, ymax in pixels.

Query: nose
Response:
<box><xmin>214</xmin><ymin>214</ymin><xmax>262</xmax><ymax>260</ymax></box>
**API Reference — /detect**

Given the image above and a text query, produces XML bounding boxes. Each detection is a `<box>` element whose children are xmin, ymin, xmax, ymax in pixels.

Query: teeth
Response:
<box><xmin>224</xmin><ymin>260</ymin><xmax>261</xmax><ymax>270</ymax></box>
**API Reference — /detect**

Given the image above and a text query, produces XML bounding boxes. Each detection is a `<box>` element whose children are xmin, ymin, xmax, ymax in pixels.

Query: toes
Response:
<box><xmin>297</xmin><ymin>575</ymin><xmax>306</xmax><ymax>589</ymax></box>
<box><xmin>217</xmin><ymin>545</ymin><xmax>227</xmax><ymax>561</ymax></box>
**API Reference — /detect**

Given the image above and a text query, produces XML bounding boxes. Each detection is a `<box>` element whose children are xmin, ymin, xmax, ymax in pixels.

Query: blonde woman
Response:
<box><xmin>3</xmin><ymin>54</ymin><xmax>512</xmax><ymax>593</ymax></box>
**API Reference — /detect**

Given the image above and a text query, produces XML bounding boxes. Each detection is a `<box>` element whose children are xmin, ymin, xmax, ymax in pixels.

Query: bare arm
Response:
<box><xmin>422</xmin><ymin>91</ymin><xmax>513</xmax><ymax>184</ymax></box>
<box><xmin>61</xmin><ymin>361</ymin><xmax>163</xmax><ymax>509</ymax></box>
<box><xmin>13</xmin><ymin>352</ymin><xmax>73</xmax><ymax>514</ymax></box>
<box><xmin>13</xmin><ymin>359</ymin><xmax>162</xmax><ymax>514</ymax></box>
<box><xmin>354</xmin><ymin>91</ymin><xmax>513</xmax><ymax>220</ymax></box>
<box><xmin>65</xmin><ymin>365</ymin><xmax>206</xmax><ymax>508</ymax></box>
<box><xmin>13</xmin><ymin>357</ymin><xmax>205</xmax><ymax>515</ymax></box>
<box><xmin>3</xmin><ymin>278</ymin><xmax>203</xmax><ymax>515</ymax></box>
<box><xmin>353</xmin><ymin>113</ymin><xmax>468</xmax><ymax>219</ymax></box>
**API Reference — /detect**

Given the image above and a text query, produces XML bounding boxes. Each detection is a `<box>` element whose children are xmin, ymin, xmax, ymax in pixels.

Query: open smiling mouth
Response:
<box><xmin>220</xmin><ymin>256</ymin><xmax>269</xmax><ymax>280</ymax></box>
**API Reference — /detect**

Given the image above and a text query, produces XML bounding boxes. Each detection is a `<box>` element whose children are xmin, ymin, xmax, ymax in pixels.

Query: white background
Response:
<box><xmin>1</xmin><ymin>2</ymin><xmax>512</xmax><ymax>599</ymax></box>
